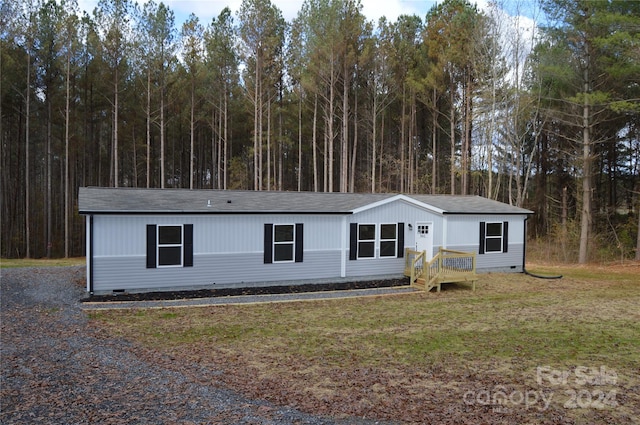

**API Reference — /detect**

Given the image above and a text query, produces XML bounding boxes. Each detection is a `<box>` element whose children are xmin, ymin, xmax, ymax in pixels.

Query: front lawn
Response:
<box><xmin>89</xmin><ymin>263</ymin><xmax>640</xmax><ymax>424</ymax></box>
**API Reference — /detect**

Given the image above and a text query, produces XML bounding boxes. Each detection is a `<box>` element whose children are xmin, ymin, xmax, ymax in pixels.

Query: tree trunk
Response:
<box><xmin>267</xmin><ymin>96</ymin><xmax>271</xmax><ymax>190</ymax></box>
<box><xmin>467</xmin><ymin>74</ymin><xmax>473</xmax><ymax>195</ymax></box>
<box><xmin>278</xmin><ymin>85</ymin><xmax>283</xmax><ymax>191</ymax></box>
<box><xmin>371</xmin><ymin>93</ymin><xmax>377</xmax><ymax>193</ymax></box>
<box><xmin>223</xmin><ymin>83</ymin><xmax>228</xmax><ymax>190</ymax></box>
<box><xmin>25</xmin><ymin>48</ymin><xmax>31</xmax><ymax>258</ymax></box>
<box><xmin>160</xmin><ymin>86</ymin><xmax>165</xmax><ymax>188</ymax></box>
<box><xmin>409</xmin><ymin>92</ymin><xmax>416</xmax><ymax>193</ymax></box>
<box><xmin>258</xmin><ymin>67</ymin><xmax>263</xmax><ymax>190</ymax></box>
<box><xmin>328</xmin><ymin>58</ymin><xmax>335</xmax><ymax>192</ymax></box>
<box><xmin>267</xmin><ymin>95</ymin><xmax>275</xmax><ymax>190</ymax></box>
<box><xmin>214</xmin><ymin>100</ymin><xmax>223</xmax><ymax>184</ymax></box>
<box><xmin>349</xmin><ymin>89</ymin><xmax>358</xmax><ymax>193</ymax></box>
<box><xmin>253</xmin><ymin>61</ymin><xmax>259</xmax><ymax>190</ymax></box>
<box><xmin>562</xmin><ymin>186</ymin><xmax>568</xmax><ymax>228</ymax></box>
<box><xmin>212</xmin><ymin>99</ymin><xmax>218</xmax><ymax>188</ymax></box>
<box><xmin>461</xmin><ymin>72</ymin><xmax>471</xmax><ymax>195</ymax></box>
<box><xmin>133</xmin><ymin>127</ymin><xmax>138</xmax><ymax>186</ymax></box>
<box><xmin>323</xmin><ymin>103</ymin><xmax>329</xmax><ymax>192</ymax></box>
<box><xmin>298</xmin><ymin>86</ymin><xmax>302</xmax><ymax>192</ymax></box>
<box><xmin>578</xmin><ymin>70</ymin><xmax>592</xmax><ymax>264</ymax></box>
<box><xmin>313</xmin><ymin>94</ymin><xmax>318</xmax><ymax>192</ymax></box>
<box><xmin>400</xmin><ymin>83</ymin><xmax>406</xmax><ymax>193</ymax></box>
<box><xmin>47</xmin><ymin>100</ymin><xmax>52</xmax><ymax>258</ymax></box>
<box><xmin>431</xmin><ymin>87</ymin><xmax>437</xmax><ymax>194</ymax></box>
<box><xmin>379</xmin><ymin>114</ymin><xmax>385</xmax><ymax>192</ymax></box>
<box><xmin>64</xmin><ymin>50</ymin><xmax>71</xmax><ymax>258</ymax></box>
<box><xmin>218</xmin><ymin>96</ymin><xmax>223</xmax><ymax>189</ymax></box>
<box><xmin>190</xmin><ymin>77</ymin><xmax>195</xmax><ymax>189</ymax></box>
<box><xmin>341</xmin><ymin>62</ymin><xmax>349</xmax><ymax>193</ymax></box>
<box><xmin>146</xmin><ymin>69</ymin><xmax>151</xmax><ymax>188</ymax></box>
<box><xmin>450</xmin><ymin>83</ymin><xmax>456</xmax><ymax>195</ymax></box>
<box><xmin>114</xmin><ymin>67</ymin><xmax>119</xmax><ymax>187</ymax></box>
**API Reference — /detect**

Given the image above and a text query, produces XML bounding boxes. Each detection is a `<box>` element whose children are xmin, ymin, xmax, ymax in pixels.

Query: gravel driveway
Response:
<box><xmin>0</xmin><ymin>267</ymin><xmax>387</xmax><ymax>424</ymax></box>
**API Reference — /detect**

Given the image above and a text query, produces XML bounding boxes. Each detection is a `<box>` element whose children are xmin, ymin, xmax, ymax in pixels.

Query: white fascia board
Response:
<box><xmin>399</xmin><ymin>195</ymin><xmax>447</xmax><ymax>215</ymax></box>
<box><xmin>350</xmin><ymin>194</ymin><xmax>446</xmax><ymax>215</ymax></box>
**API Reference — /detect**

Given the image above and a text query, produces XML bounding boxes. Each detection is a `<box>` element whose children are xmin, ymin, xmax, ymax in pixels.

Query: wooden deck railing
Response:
<box><xmin>405</xmin><ymin>248</ymin><xmax>477</xmax><ymax>292</ymax></box>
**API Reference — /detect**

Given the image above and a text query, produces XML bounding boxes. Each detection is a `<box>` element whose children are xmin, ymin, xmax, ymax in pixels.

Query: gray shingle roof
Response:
<box><xmin>408</xmin><ymin>194</ymin><xmax>534</xmax><ymax>215</ymax></box>
<box><xmin>78</xmin><ymin>187</ymin><xmax>533</xmax><ymax>215</ymax></box>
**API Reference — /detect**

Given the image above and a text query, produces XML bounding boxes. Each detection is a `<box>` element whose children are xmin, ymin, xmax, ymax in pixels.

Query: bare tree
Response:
<box><xmin>181</xmin><ymin>14</ymin><xmax>203</xmax><ymax>189</ymax></box>
<box><xmin>238</xmin><ymin>0</ymin><xmax>285</xmax><ymax>191</ymax></box>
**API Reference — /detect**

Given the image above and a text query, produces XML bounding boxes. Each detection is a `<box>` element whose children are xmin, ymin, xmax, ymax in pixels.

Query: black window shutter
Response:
<box><xmin>349</xmin><ymin>223</ymin><xmax>358</xmax><ymax>260</ymax></box>
<box><xmin>397</xmin><ymin>223</ymin><xmax>404</xmax><ymax>258</ymax></box>
<box><xmin>146</xmin><ymin>224</ymin><xmax>157</xmax><ymax>268</ymax></box>
<box><xmin>264</xmin><ymin>224</ymin><xmax>273</xmax><ymax>264</ymax></box>
<box><xmin>479</xmin><ymin>221</ymin><xmax>486</xmax><ymax>255</ymax></box>
<box><xmin>183</xmin><ymin>224</ymin><xmax>193</xmax><ymax>267</ymax></box>
<box><xmin>503</xmin><ymin>221</ymin><xmax>509</xmax><ymax>253</ymax></box>
<box><xmin>295</xmin><ymin>223</ymin><xmax>304</xmax><ymax>262</ymax></box>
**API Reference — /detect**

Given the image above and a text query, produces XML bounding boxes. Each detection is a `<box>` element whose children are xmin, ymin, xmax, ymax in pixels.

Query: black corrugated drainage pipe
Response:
<box><xmin>524</xmin><ymin>268</ymin><xmax>563</xmax><ymax>279</ymax></box>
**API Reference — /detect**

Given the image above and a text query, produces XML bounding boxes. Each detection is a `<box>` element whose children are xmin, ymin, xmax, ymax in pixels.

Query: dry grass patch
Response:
<box><xmin>1</xmin><ymin>257</ymin><xmax>85</xmax><ymax>268</ymax></box>
<box><xmin>89</xmin><ymin>263</ymin><xmax>640</xmax><ymax>424</ymax></box>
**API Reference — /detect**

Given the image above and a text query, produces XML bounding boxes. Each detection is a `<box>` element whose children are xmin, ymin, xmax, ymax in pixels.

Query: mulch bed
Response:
<box><xmin>82</xmin><ymin>278</ymin><xmax>409</xmax><ymax>303</ymax></box>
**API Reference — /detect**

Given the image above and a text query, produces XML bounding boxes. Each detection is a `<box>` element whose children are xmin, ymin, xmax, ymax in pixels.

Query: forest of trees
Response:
<box><xmin>1</xmin><ymin>0</ymin><xmax>639</xmax><ymax>261</ymax></box>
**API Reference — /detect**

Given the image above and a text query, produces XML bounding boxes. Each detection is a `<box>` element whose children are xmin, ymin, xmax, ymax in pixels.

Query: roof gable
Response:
<box><xmin>350</xmin><ymin>194</ymin><xmax>447</xmax><ymax>215</ymax></box>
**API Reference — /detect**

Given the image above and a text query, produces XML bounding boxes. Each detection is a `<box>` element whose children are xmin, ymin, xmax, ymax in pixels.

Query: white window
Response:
<box><xmin>273</xmin><ymin>224</ymin><xmax>295</xmax><ymax>262</ymax></box>
<box><xmin>379</xmin><ymin>224</ymin><xmax>397</xmax><ymax>257</ymax></box>
<box><xmin>358</xmin><ymin>224</ymin><xmax>376</xmax><ymax>258</ymax></box>
<box><xmin>484</xmin><ymin>222</ymin><xmax>503</xmax><ymax>253</ymax></box>
<box><xmin>158</xmin><ymin>225</ymin><xmax>183</xmax><ymax>266</ymax></box>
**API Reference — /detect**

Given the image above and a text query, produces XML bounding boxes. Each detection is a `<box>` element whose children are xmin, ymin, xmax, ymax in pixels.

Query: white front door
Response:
<box><xmin>415</xmin><ymin>222</ymin><xmax>434</xmax><ymax>261</ymax></box>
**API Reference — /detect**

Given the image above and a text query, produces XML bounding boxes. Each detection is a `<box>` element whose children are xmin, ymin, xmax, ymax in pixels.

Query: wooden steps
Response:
<box><xmin>405</xmin><ymin>248</ymin><xmax>477</xmax><ymax>293</ymax></box>
<box><xmin>414</xmin><ymin>277</ymin><xmax>439</xmax><ymax>292</ymax></box>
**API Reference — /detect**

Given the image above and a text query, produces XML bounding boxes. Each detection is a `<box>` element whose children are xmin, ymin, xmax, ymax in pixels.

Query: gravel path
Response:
<box><xmin>0</xmin><ymin>267</ymin><xmax>391</xmax><ymax>424</ymax></box>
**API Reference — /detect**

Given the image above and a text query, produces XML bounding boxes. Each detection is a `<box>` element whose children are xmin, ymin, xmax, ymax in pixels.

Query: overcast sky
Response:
<box><xmin>76</xmin><ymin>0</ymin><xmax>538</xmax><ymax>35</ymax></box>
<box><xmin>75</xmin><ymin>0</ymin><xmax>488</xmax><ymax>26</ymax></box>
<box><xmin>169</xmin><ymin>0</ymin><xmax>439</xmax><ymax>23</ymax></box>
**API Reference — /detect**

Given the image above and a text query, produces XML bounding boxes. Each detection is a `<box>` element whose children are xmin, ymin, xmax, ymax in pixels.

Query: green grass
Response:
<box><xmin>1</xmin><ymin>257</ymin><xmax>86</xmax><ymax>268</ymax></box>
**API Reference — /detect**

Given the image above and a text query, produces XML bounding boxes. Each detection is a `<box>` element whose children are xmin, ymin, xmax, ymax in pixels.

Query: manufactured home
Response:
<box><xmin>78</xmin><ymin>187</ymin><xmax>533</xmax><ymax>294</ymax></box>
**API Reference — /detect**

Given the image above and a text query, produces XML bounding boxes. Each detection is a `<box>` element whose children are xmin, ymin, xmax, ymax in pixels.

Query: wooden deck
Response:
<box><xmin>404</xmin><ymin>248</ymin><xmax>478</xmax><ymax>292</ymax></box>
